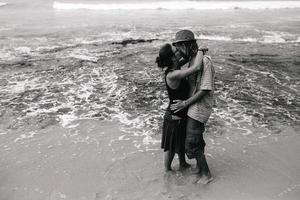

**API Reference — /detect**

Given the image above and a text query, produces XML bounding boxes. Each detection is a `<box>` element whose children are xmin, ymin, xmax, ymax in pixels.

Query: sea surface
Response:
<box><xmin>0</xmin><ymin>0</ymin><xmax>299</xmax><ymax>147</ymax></box>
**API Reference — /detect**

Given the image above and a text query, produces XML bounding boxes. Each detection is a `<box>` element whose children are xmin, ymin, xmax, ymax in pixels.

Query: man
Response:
<box><xmin>171</xmin><ymin>30</ymin><xmax>215</xmax><ymax>184</ymax></box>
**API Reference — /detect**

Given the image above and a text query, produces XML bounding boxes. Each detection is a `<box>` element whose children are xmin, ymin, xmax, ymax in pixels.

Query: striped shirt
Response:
<box><xmin>187</xmin><ymin>55</ymin><xmax>215</xmax><ymax>123</ymax></box>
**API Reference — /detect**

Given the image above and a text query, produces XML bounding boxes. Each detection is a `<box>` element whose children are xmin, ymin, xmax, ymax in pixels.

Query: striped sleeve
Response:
<box><xmin>199</xmin><ymin>57</ymin><xmax>213</xmax><ymax>91</ymax></box>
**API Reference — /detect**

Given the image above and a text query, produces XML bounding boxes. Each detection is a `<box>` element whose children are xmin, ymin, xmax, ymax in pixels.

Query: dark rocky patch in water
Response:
<box><xmin>111</xmin><ymin>39</ymin><xmax>158</xmax><ymax>47</ymax></box>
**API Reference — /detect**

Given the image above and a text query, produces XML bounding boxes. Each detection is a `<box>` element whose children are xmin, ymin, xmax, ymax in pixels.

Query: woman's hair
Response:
<box><xmin>190</xmin><ymin>41</ymin><xmax>199</xmax><ymax>56</ymax></box>
<box><xmin>156</xmin><ymin>43</ymin><xmax>174</xmax><ymax>69</ymax></box>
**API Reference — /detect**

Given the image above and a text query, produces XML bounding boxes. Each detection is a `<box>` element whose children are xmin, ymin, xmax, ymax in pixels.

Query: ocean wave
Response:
<box><xmin>0</xmin><ymin>29</ymin><xmax>298</xmax><ymax>65</ymax></box>
<box><xmin>53</xmin><ymin>1</ymin><xmax>300</xmax><ymax>11</ymax></box>
<box><xmin>198</xmin><ymin>34</ymin><xmax>232</xmax><ymax>41</ymax></box>
<box><xmin>198</xmin><ymin>32</ymin><xmax>300</xmax><ymax>43</ymax></box>
<box><xmin>0</xmin><ymin>2</ymin><xmax>7</xmax><ymax>7</ymax></box>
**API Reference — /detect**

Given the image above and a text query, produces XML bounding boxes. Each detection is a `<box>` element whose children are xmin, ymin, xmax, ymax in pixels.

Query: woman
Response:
<box><xmin>156</xmin><ymin>43</ymin><xmax>202</xmax><ymax>172</ymax></box>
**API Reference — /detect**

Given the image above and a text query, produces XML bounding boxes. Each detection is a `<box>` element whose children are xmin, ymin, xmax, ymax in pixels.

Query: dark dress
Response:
<box><xmin>161</xmin><ymin>69</ymin><xmax>189</xmax><ymax>153</ymax></box>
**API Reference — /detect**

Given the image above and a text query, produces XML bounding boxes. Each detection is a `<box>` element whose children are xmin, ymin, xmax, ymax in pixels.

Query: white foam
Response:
<box><xmin>197</xmin><ymin>32</ymin><xmax>300</xmax><ymax>43</ymax></box>
<box><xmin>118</xmin><ymin>135</ymin><xmax>126</xmax><ymax>140</ymax></box>
<box><xmin>9</xmin><ymin>80</ymin><xmax>26</xmax><ymax>93</ymax></box>
<box><xmin>0</xmin><ymin>2</ymin><xmax>7</xmax><ymax>7</ymax></box>
<box><xmin>69</xmin><ymin>54</ymin><xmax>98</xmax><ymax>62</ymax></box>
<box><xmin>0</xmin><ymin>49</ymin><xmax>14</xmax><ymax>61</ymax></box>
<box><xmin>260</xmin><ymin>30</ymin><xmax>299</xmax><ymax>43</ymax></box>
<box><xmin>199</xmin><ymin>34</ymin><xmax>232</xmax><ymax>41</ymax></box>
<box><xmin>237</xmin><ymin>37</ymin><xmax>258</xmax><ymax>42</ymax></box>
<box><xmin>53</xmin><ymin>1</ymin><xmax>300</xmax><ymax>10</ymax></box>
<box><xmin>142</xmin><ymin>136</ymin><xmax>158</xmax><ymax>145</ymax></box>
<box><xmin>0</xmin><ymin>132</ymin><xmax>7</xmax><ymax>136</ymax></box>
<box><xmin>36</xmin><ymin>45</ymin><xmax>61</xmax><ymax>52</ymax></box>
<box><xmin>58</xmin><ymin>113</ymin><xmax>78</xmax><ymax>127</ymax></box>
<box><xmin>14</xmin><ymin>131</ymin><xmax>38</xmax><ymax>143</ymax></box>
<box><xmin>15</xmin><ymin>47</ymin><xmax>31</xmax><ymax>54</ymax></box>
<box><xmin>0</xmin><ymin>27</ymin><xmax>12</xmax><ymax>31</ymax></box>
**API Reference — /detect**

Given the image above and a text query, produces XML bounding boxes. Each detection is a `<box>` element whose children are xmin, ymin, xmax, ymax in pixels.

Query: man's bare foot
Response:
<box><xmin>196</xmin><ymin>175</ymin><xmax>214</xmax><ymax>184</ymax></box>
<box><xmin>179</xmin><ymin>162</ymin><xmax>191</xmax><ymax>171</ymax></box>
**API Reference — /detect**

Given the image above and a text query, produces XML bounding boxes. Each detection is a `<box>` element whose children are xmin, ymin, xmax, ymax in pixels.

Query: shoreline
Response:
<box><xmin>0</xmin><ymin>119</ymin><xmax>299</xmax><ymax>200</ymax></box>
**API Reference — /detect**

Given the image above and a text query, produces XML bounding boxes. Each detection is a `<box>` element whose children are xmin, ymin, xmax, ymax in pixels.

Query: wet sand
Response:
<box><xmin>0</xmin><ymin>120</ymin><xmax>299</xmax><ymax>200</ymax></box>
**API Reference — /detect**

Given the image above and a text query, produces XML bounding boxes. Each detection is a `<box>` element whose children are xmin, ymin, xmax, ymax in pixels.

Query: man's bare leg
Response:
<box><xmin>196</xmin><ymin>152</ymin><xmax>213</xmax><ymax>184</ymax></box>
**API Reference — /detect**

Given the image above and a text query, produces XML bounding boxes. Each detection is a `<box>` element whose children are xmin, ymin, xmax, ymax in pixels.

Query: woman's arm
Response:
<box><xmin>167</xmin><ymin>51</ymin><xmax>203</xmax><ymax>81</ymax></box>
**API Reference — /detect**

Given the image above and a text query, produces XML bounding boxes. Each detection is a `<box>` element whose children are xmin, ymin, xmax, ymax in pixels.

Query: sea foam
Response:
<box><xmin>53</xmin><ymin>1</ymin><xmax>300</xmax><ymax>10</ymax></box>
<box><xmin>0</xmin><ymin>2</ymin><xmax>7</xmax><ymax>7</ymax></box>
<box><xmin>198</xmin><ymin>31</ymin><xmax>300</xmax><ymax>43</ymax></box>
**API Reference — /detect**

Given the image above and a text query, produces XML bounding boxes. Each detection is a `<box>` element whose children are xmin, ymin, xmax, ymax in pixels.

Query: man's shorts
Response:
<box><xmin>185</xmin><ymin>117</ymin><xmax>206</xmax><ymax>159</ymax></box>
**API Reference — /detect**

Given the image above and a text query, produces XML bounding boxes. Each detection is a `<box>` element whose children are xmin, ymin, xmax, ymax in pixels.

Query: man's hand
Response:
<box><xmin>170</xmin><ymin>100</ymin><xmax>186</xmax><ymax>113</ymax></box>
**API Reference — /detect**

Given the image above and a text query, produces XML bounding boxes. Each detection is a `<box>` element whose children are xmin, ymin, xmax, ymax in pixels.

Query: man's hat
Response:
<box><xmin>172</xmin><ymin>30</ymin><xmax>196</xmax><ymax>45</ymax></box>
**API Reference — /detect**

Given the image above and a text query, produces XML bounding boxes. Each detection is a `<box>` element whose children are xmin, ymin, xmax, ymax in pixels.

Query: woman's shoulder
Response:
<box><xmin>165</xmin><ymin>68</ymin><xmax>176</xmax><ymax>76</ymax></box>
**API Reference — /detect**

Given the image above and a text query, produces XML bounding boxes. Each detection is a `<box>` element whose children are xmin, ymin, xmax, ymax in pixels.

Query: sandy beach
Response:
<box><xmin>0</xmin><ymin>119</ymin><xmax>299</xmax><ymax>200</ymax></box>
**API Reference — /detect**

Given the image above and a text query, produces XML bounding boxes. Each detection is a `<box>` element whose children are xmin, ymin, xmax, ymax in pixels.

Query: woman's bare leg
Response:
<box><xmin>178</xmin><ymin>152</ymin><xmax>191</xmax><ymax>170</ymax></box>
<box><xmin>164</xmin><ymin>150</ymin><xmax>175</xmax><ymax>172</ymax></box>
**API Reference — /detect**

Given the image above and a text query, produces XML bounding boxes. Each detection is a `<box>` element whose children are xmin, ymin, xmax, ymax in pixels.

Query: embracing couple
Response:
<box><xmin>156</xmin><ymin>30</ymin><xmax>215</xmax><ymax>184</ymax></box>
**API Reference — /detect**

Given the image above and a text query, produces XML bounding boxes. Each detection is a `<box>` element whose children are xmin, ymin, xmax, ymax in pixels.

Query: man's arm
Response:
<box><xmin>170</xmin><ymin>57</ymin><xmax>212</xmax><ymax>112</ymax></box>
<box><xmin>185</xmin><ymin>89</ymin><xmax>209</xmax><ymax>107</ymax></box>
<box><xmin>170</xmin><ymin>90</ymin><xmax>209</xmax><ymax>113</ymax></box>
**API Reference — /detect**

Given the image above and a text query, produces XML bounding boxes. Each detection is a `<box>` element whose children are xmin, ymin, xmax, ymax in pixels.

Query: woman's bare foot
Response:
<box><xmin>164</xmin><ymin>167</ymin><xmax>173</xmax><ymax>173</ymax></box>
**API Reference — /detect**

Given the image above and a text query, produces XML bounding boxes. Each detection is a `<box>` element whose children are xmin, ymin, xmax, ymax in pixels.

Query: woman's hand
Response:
<box><xmin>189</xmin><ymin>50</ymin><xmax>203</xmax><ymax>71</ymax></box>
<box><xmin>170</xmin><ymin>100</ymin><xmax>187</xmax><ymax>113</ymax></box>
